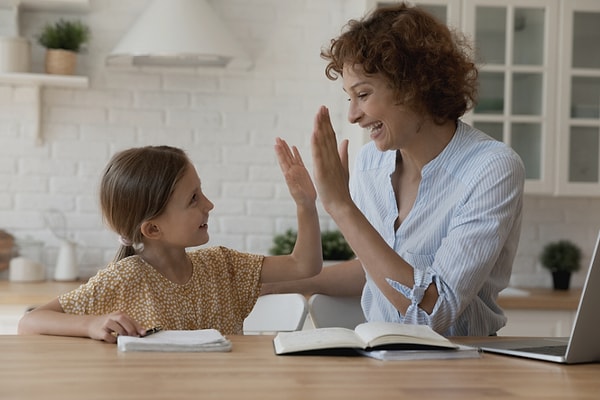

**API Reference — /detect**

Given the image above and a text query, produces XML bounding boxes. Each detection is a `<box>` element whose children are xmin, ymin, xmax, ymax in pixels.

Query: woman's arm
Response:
<box><xmin>309</xmin><ymin>106</ymin><xmax>436</xmax><ymax>314</ymax></box>
<box><xmin>260</xmin><ymin>138</ymin><xmax>322</xmax><ymax>283</ymax></box>
<box><xmin>18</xmin><ymin>298</ymin><xmax>145</xmax><ymax>343</ymax></box>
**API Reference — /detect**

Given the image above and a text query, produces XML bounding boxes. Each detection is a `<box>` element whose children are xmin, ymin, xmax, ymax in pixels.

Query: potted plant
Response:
<box><xmin>36</xmin><ymin>19</ymin><xmax>90</xmax><ymax>75</ymax></box>
<box><xmin>270</xmin><ymin>229</ymin><xmax>354</xmax><ymax>262</ymax></box>
<box><xmin>539</xmin><ymin>240</ymin><xmax>582</xmax><ymax>290</ymax></box>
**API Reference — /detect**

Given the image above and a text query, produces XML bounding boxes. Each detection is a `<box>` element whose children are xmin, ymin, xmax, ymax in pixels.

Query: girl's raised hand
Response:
<box><xmin>275</xmin><ymin>137</ymin><xmax>317</xmax><ymax>207</ymax></box>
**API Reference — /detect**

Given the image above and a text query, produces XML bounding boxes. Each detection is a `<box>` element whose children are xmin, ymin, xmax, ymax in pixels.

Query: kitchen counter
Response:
<box><xmin>0</xmin><ymin>281</ymin><xmax>582</xmax><ymax>336</ymax></box>
<box><xmin>0</xmin><ymin>280</ymin><xmax>83</xmax><ymax>306</ymax></box>
<box><xmin>497</xmin><ymin>287</ymin><xmax>581</xmax><ymax>311</ymax></box>
<box><xmin>0</xmin><ymin>281</ymin><xmax>581</xmax><ymax>310</ymax></box>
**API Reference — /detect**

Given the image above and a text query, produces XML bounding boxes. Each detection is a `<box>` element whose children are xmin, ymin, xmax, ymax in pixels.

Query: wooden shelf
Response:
<box><xmin>0</xmin><ymin>72</ymin><xmax>88</xmax><ymax>88</ymax></box>
<box><xmin>0</xmin><ymin>0</ymin><xmax>89</xmax><ymax>13</ymax></box>
<box><xmin>0</xmin><ymin>72</ymin><xmax>89</xmax><ymax>145</ymax></box>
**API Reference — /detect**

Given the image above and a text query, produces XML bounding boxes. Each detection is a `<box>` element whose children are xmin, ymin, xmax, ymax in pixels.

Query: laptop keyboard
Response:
<box><xmin>514</xmin><ymin>345</ymin><xmax>567</xmax><ymax>356</ymax></box>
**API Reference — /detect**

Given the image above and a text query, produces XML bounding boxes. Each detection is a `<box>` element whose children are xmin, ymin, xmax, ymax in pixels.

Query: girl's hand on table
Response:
<box><xmin>88</xmin><ymin>311</ymin><xmax>145</xmax><ymax>343</ymax></box>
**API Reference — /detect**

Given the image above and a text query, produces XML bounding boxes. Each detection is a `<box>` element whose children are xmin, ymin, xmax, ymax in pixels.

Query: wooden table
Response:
<box><xmin>0</xmin><ymin>335</ymin><xmax>598</xmax><ymax>400</ymax></box>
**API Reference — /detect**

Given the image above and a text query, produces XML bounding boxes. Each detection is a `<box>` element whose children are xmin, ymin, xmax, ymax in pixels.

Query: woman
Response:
<box><xmin>264</xmin><ymin>3</ymin><xmax>524</xmax><ymax>336</ymax></box>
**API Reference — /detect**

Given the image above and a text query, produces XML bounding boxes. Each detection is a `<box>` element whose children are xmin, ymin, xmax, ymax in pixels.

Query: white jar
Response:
<box><xmin>9</xmin><ymin>257</ymin><xmax>45</xmax><ymax>282</ymax></box>
<box><xmin>54</xmin><ymin>239</ymin><xmax>78</xmax><ymax>281</ymax></box>
<box><xmin>0</xmin><ymin>36</ymin><xmax>30</xmax><ymax>73</ymax></box>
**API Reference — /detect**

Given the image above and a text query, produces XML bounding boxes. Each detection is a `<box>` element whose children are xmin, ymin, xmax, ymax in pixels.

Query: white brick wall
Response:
<box><xmin>0</xmin><ymin>0</ymin><xmax>599</xmax><ymax>288</ymax></box>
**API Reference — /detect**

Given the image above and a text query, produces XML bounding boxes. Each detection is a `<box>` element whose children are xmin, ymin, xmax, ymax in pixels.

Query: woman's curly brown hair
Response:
<box><xmin>322</xmin><ymin>2</ymin><xmax>478</xmax><ymax>124</ymax></box>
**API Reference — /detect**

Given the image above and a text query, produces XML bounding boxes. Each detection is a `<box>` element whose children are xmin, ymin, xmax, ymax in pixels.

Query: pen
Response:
<box><xmin>142</xmin><ymin>326</ymin><xmax>162</xmax><ymax>337</ymax></box>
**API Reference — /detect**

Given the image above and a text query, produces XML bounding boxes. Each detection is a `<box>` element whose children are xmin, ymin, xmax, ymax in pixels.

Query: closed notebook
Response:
<box><xmin>117</xmin><ymin>329</ymin><xmax>232</xmax><ymax>352</ymax></box>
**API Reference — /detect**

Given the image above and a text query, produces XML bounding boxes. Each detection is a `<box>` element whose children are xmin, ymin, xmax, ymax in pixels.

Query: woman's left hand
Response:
<box><xmin>311</xmin><ymin>106</ymin><xmax>352</xmax><ymax>213</ymax></box>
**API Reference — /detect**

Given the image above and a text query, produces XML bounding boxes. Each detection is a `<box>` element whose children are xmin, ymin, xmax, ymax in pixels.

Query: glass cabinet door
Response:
<box><xmin>463</xmin><ymin>0</ymin><xmax>558</xmax><ymax>194</ymax></box>
<box><xmin>557</xmin><ymin>0</ymin><xmax>600</xmax><ymax>195</ymax></box>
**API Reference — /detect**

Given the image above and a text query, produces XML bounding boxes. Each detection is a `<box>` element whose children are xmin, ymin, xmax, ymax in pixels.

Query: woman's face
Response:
<box><xmin>342</xmin><ymin>64</ymin><xmax>423</xmax><ymax>152</ymax></box>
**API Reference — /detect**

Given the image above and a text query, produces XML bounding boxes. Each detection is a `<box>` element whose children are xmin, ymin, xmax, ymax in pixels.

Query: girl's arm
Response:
<box><xmin>260</xmin><ymin>138</ymin><xmax>322</xmax><ymax>283</ymax></box>
<box><xmin>261</xmin><ymin>258</ymin><xmax>366</xmax><ymax>296</ymax></box>
<box><xmin>18</xmin><ymin>298</ymin><xmax>145</xmax><ymax>343</ymax></box>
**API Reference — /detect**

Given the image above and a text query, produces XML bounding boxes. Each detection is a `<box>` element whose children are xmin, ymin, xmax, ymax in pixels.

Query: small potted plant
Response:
<box><xmin>539</xmin><ymin>240</ymin><xmax>582</xmax><ymax>290</ymax></box>
<box><xmin>36</xmin><ymin>19</ymin><xmax>90</xmax><ymax>75</ymax></box>
<box><xmin>270</xmin><ymin>229</ymin><xmax>354</xmax><ymax>262</ymax></box>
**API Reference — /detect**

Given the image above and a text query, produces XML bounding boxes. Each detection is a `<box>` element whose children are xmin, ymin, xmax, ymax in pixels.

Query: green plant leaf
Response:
<box><xmin>539</xmin><ymin>240</ymin><xmax>582</xmax><ymax>272</ymax></box>
<box><xmin>269</xmin><ymin>229</ymin><xmax>354</xmax><ymax>260</ymax></box>
<box><xmin>36</xmin><ymin>19</ymin><xmax>91</xmax><ymax>52</ymax></box>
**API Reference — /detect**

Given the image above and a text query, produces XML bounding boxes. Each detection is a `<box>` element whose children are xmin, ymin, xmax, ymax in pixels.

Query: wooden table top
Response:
<box><xmin>0</xmin><ymin>334</ymin><xmax>598</xmax><ymax>400</ymax></box>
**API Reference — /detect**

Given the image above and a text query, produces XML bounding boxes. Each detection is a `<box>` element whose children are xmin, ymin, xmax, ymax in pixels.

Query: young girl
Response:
<box><xmin>18</xmin><ymin>140</ymin><xmax>322</xmax><ymax>342</ymax></box>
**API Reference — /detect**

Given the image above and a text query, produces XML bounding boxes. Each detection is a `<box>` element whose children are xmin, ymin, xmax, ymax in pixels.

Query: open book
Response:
<box><xmin>117</xmin><ymin>329</ymin><xmax>232</xmax><ymax>352</ymax></box>
<box><xmin>274</xmin><ymin>321</ymin><xmax>479</xmax><ymax>359</ymax></box>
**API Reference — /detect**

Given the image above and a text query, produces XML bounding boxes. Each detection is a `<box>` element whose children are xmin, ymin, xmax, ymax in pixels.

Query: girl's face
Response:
<box><xmin>151</xmin><ymin>163</ymin><xmax>214</xmax><ymax>248</ymax></box>
<box><xmin>342</xmin><ymin>64</ymin><xmax>423</xmax><ymax>152</ymax></box>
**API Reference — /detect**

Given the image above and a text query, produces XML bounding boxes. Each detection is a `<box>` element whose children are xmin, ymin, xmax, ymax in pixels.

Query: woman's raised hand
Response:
<box><xmin>311</xmin><ymin>106</ymin><xmax>351</xmax><ymax>213</ymax></box>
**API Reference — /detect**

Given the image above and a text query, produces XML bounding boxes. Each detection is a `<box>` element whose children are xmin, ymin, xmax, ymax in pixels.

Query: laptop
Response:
<box><xmin>477</xmin><ymin>231</ymin><xmax>600</xmax><ymax>364</ymax></box>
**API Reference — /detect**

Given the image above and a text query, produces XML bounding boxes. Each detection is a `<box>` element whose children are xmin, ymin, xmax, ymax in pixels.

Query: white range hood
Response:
<box><xmin>106</xmin><ymin>0</ymin><xmax>252</xmax><ymax>69</ymax></box>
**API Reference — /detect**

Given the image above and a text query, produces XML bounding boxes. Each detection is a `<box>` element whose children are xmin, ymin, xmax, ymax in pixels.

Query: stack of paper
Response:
<box><xmin>117</xmin><ymin>329</ymin><xmax>232</xmax><ymax>352</ymax></box>
<box><xmin>357</xmin><ymin>344</ymin><xmax>481</xmax><ymax>361</ymax></box>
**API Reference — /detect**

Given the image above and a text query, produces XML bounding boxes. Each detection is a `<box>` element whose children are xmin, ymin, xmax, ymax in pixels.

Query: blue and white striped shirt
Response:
<box><xmin>351</xmin><ymin>121</ymin><xmax>525</xmax><ymax>336</ymax></box>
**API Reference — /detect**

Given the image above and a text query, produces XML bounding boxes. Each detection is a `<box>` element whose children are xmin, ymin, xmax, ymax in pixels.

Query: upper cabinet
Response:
<box><xmin>367</xmin><ymin>0</ymin><xmax>600</xmax><ymax>196</ymax></box>
<box><xmin>556</xmin><ymin>0</ymin><xmax>600</xmax><ymax>196</ymax></box>
<box><xmin>462</xmin><ymin>0</ymin><xmax>558</xmax><ymax>195</ymax></box>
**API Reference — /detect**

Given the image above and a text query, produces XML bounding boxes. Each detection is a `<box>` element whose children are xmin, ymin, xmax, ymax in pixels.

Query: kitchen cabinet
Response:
<box><xmin>463</xmin><ymin>0</ymin><xmax>558</xmax><ymax>195</ymax></box>
<box><xmin>556</xmin><ymin>0</ymin><xmax>600</xmax><ymax>196</ymax></box>
<box><xmin>368</xmin><ymin>0</ymin><xmax>600</xmax><ymax>196</ymax></box>
<box><xmin>0</xmin><ymin>280</ymin><xmax>81</xmax><ymax>334</ymax></box>
<box><xmin>496</xmin><ymin>287</ymin><xmax>580</xmax><ymax>336</ymax></box>
<box><xmin>0</xmin><ymin>305</ymin><xmax>28</xmax><ymax>334</ymax></box>
<box><xmin>498</xmin><ymin>309</ymin><xmax>575</xmax><ymax>336</ymax></box>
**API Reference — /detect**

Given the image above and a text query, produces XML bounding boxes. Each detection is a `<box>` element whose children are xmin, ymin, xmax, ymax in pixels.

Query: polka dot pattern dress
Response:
<box><xmin>59</xmin><ymin>246</ymin><xmax>264</xmax><ymax>335</ymax></box>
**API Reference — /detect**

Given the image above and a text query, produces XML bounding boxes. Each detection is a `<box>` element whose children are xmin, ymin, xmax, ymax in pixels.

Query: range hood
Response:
<box><xmin>106</xmin><ymin>0</ymin><xmax>252</xmax><ymax>69</ymax></box>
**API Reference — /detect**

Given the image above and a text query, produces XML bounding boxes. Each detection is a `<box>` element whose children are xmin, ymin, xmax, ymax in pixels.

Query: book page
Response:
<box><xmin>354</xmin><ymin>322</ymin><xmax>456</xmax><ymax>349</ymax></box>
<box><xmin>274</xmin><ymin>327</ymin><xmax>366</xmax><ymax>354</ymax></box>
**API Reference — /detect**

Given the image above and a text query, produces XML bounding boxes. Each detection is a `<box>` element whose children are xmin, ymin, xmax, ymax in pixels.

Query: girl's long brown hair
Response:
<box><xmin>99</xmin><ymin>146</ymin><xmax>189</xmax><ymax>262</ymax></box>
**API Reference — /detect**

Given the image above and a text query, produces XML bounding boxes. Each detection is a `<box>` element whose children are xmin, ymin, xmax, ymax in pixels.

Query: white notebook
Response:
<box><xmin>117</xmin><ymin>329</ymin><xmax>232</xmax><ymax>352</ymax></box>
